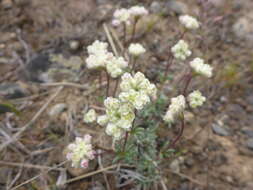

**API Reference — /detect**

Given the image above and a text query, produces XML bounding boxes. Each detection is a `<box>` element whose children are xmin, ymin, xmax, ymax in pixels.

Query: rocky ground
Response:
<box><xmin>0</xmin><ymin>0</ymin><xmax>253</xmax><ymax>190</ymax></box>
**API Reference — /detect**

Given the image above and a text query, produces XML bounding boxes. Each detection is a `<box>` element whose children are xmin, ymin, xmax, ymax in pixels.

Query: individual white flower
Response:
<box><xmin>129</xmin><ymin>6</ymin><xmax>148</xmax><ymax>18</ymax></box>
<box><xmin>97</xmin><ymin>115</ymin><xmax>109</xmax><ymax>126</ymax></box>
<box><xmin>87</xmin><ymin>40</ymin><xmax>108</xmax><ymax>55</ymax></box>
<box><xmin>83</xmin><ymin>109</ymin><xmax>96</xmax><ymax>123</ymax></box>
<box><xmin>106</xmin><ymin>56</ymin><xmax>128</xmax><ymax>78</ymax></box>
<box><xmin>171</xmin><ymin>40</ymin><xmax>192</xmax><ymax>60</ymax></box>
<box><xmin>66</xmin><ymin>135</ymin><xmax>95</xmax><ymax>168</ymax></box>
<box><xmin>106</xmin><ymin>123</ymin><xmax>124</xmax><ymax>140</ymax></box>
<box><xmin>128</xmin><ymin>43</ymin><xmax>146</xmax><ymax>56</ymax></box>
<box><xmin>86</xmin><ymin>52</ymin><xmax>113</xmax><ymax>69</ymax></box>
<box><xmin>188</xmin><ymin>90</ymin><xmax>206</xmax><ymax>108</ymax></box>
<box><xmin>190</xmin><ymin>58</ymin><xmax>213</xmax><ymax>78</ymax></box>
<box><xmin>112</xmin><ymin>8</ymin><xmax>131</xmax><ymax>26</ymax></box>
<box><xmin>179</xmin><ymin>15</ymin><xmax>200</xmax><ymax>30</ymax></box>
<box><xmin>163</xmin><ymin>95</ymin><xmax>185</xmax><ymax>123</ymax></box>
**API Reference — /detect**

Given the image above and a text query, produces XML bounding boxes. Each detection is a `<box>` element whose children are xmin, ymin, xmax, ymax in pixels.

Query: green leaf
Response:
<box><xmin>0</xmin><ymin>103</ymin><xmax>20</xmax><ymax>116</ymax></box>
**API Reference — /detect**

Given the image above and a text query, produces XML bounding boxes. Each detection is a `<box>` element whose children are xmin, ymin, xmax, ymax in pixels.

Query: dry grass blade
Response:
<box><xmin>10</xmin><ymin>160</ymin><xmax>68</xmax><ymax>190</ymax></box>
<box><xmin>0</xmin><ymin>161</ymin><xmax>63</xmax><ymax>171</ymax></box>
<box><xmin>65</xmin><ymin>164</ymin><xmax>119</xmax><ymax>184</ymax></box>
<box><xmin>0</xmin><ymin>86</ymin><xmax>63</xmax><ymax>152</ymax></box>
<box><xmin>103</xmin><ymin>23</ymin><xmax>118</xmax><ymax>57</ymax></box>
<box><xmin>41</xmin><ymin>82</ymin><xmax>89</xmax><ymax>89</ymax></box>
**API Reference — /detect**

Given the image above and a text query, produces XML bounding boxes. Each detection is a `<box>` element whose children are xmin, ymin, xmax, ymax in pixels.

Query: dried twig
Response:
<box><xmin>65</xmin><ymin>164</ymin><xmax>119</xmax><ymax>184</ymax></box>
<box><xmin>41</xmin><ymin>82</ymin><xmax>89</xmax><ymax>90</ymax></box>
<box><xmin>0</xmin><ymin>86</ymin><xmax>63</xmax><ymax>152</ymax></box>
<box><xmin>168</xmin><ymin>169</ymin><xmax>205</xmax><ymax>187</ymax></box>
<box><xmin>98</xmin><ymin>150</ymin><xmax>111</xmax><ymax>190</ymax></box>
<box><xmin>7</xmin><ymin>165</ymin><xmax>23</xmax><ymax>190</ymax></box>
<box><xmin>0</xmin><ymin>161</ymin><xmax>63</xmax><ymax>171</ymax></box>
<box><xmin>10</xmin><ymin>161</ymin><xmax>67</xmax><ymax>190</ymax></box>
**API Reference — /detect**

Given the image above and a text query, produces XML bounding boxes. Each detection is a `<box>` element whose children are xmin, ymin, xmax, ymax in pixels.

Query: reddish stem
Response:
<box><xmin>182</xmin><ymin>73</ymin><xmax>193</xmax><ymax>96</ymax></box>
<box><xmin>170</xmin><ymin>114</ymin><xmax>185</xmax><ymax>147</ymax></box>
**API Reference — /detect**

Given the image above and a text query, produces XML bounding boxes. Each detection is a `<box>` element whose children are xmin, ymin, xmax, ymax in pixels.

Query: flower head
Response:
<box><xmin>179</xmin><ymin>15</ymin><xmax>200</xmax><ymax>30</ymax></box>
<box><xmin>129</xmin><ymin>6</ymin><xmax>148</xmax><ymax>18</ymax></box>
<box><xmin>97</xmin><ymin>115</ymin><xmax>109</xmax><ymax>126</ymax></box>
<box><xmin>105</xmin><ymin>123</ymin><xmax>124</xmax><ymax>140</ymax></box>
<box><xmin>171</xmin><ymin>40</ymin><xmax>192</xmax><ymax>60</ymax></box>
<box><xmin>83</xmin><ymin>109</ymin><xmax>96</xmax><ymax>123</ymax></box>
<box><xmin>104</xmin><ymin>97</ymin><xmax>135</xmax><ymax>130</ymax></box>
<box><xmin>190</xmin><ymin>58</ymin><xmax>213</xmax><ymax>78</ymax></box>
<box><xmin>106</xmin><ymin>56</ymin><xmax>128</xmax><ymax>78</ymax></box>
<box><xmin>86</xmin><ymin>52</ymin><xmax>113</xmax><ymax>69</ymax></box>
<box><xmin>188</xmin><ymin>90</ymin><xmax>206</xmax><ymax>108</ymax></box>
<box><xmin>66</xmin><ymin>135</ymin><xmax>95</xmax><ymax>168</ymax></box>
<box><xmin>112</xmin><ymin>8</ymin><xmax>131</xmax><ymax>26</ymax></box>
<box><xmin>128</xmin><ymin>43</ymin><xmax>146</xmax><ymax>56</ymax></box>
<box><xmin>163</xmin><ymin>95</ymin><xmax>186</xmax><ymax>123</ymax></box>
<box><xmin>87</xmin><ymin>40</ymin><xmax>108</xmax><ymax>55</ymax></box>
<box><xmin>119</xmin><ymin>72</ymin><xmax>157</xmax><ymax>109</ymax></box>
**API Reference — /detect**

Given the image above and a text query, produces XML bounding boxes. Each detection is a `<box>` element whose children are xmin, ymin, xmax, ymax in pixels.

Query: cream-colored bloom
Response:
<box><xmin>66</xmin><ymin>135</ymin><xmax>95</xmax><ymax>168</ymax></box>
<box><xmin>83</xmin><ymin>109</ymin><xmax>96</xmax><ymax>123</ymax></box>
<box><xmin>105</xmin><ymin>123</ymin><xmax>124</xmax><ymax>140</ymax></box>
<box><xmin>128</xmin><ymin>43</ymin><xmax>146</xmax><ymax>56</ymax></box>
<box><xmin>86</xmin><ymin>52</ymin><xmax>113</xmax><ymax>69</ymax></box>
<box><xmin>106</xmin><ymin>56</ymin><xmax>128</xmax><ymax>78</ymax></box>
<box><xmin>163</xmin><ymin>95</ymin><xmax>186</xmax><ymax>123</ymax></box>
<box><xmin>129</xmin><ymin>6</ymin><xmax>148</xmax><ymax>17</ymax></box>
<box><xmin>97</xmin><ymin>115</ymin><xmax>108</xmax><ymax>126</ymax></box>
<box><xmin>171</xmin><ymin>40</ymin><xmax>191</xmax><ymax>60</ymax></box>
<box><xmin>119</xmin><ymin>72</ymin><xmax>157</xmax><ymax>109</ymax></box>
<box><xmin>87</xmin><ymin>40</ymin><xmax>108</xmax><ymax>55</ymax></box>
<box><xmin>190</xmin><ymin>58</ymin><xmax>213</xmax><ymax>78</ymax></box>
<box><xmin>179</xmin><ymin>15</ymin><xmax>200</xmax><ymax>29</ymax></box>
<box><xmin>104</xmin><ymin>97</ymin><xmax>135</xmax><ymax>130</ymax></box>
<box><xmin>112</xmin><ymin>8</ymin><xmax>131</xmax><ymax>26</ymax></box>
<box><xmin>188</xmin><ymin>90</ymin><xmax>206</xmax><ymax>108</ymax></box>
<box><xmin>119</xmin><ymin>89</ymin><xmax>150</xmax><ymax>110</ymax></box>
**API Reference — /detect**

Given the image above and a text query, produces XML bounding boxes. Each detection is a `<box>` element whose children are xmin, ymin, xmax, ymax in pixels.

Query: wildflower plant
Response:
<box><xmin>65</xmin><ymin>5</ymin><xmax>213</xmax><ymax>189</ymax></box>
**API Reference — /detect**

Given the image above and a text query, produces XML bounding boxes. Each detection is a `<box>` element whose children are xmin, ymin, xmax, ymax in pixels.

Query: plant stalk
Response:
<box><xmin>113</xmin><ymin>78</ymin><xmax>120</xmax><ymax>97</ymax></box>
<box><xmin>171</xmin><ymin>114</ymin><xmax>185</xmax><ymax>147</ymax></box>
<box><xmin>106</xmin><ymin>73</ymin><xmax>110</xmax><ymax>97</ymax></box>
<box><xmin>130</xmin><ymin>18</ymin><xmax>138</xmax><ymax>42</ymax></box>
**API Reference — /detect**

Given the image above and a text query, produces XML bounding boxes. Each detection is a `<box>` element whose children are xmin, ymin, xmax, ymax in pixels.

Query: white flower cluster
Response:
<box><xmin>119</xmin><ymin>72</ymin><xmax>157</xmax><ymax>110</ymax></box>
<box><xmin>190</xmin><ymin>58</ymin><xmax>213</xmax><ymax>78</ymax></box>
<box><xmin>112</xmin><ymin>8</ymin><xmax>131</xmax><ymax>26</ymax></box>
<box><xmin>129</xmin><ymin>6</ymin><xmax>149</xmax><ymax>18</ymax></box>
<box><xmin>83</xmin><ymin>109</ymin><xmax>96</xmax><ymax>123</ymax></box>
<box><xmin>128</xmin><ymin>43</ymin><xmax>146</xmax><ymax>56</ymax></box>
<box><xmin>66</xmin><ymin>135</ymin><xmax>95</xmax><ymax>168</ymax></box>
<box><xmin>179</xmin><ymin>15</ymin><xmax>200</xmax><ymax>30</ymax></box>
<box><xmin>188</xmin><ymin>90</ymin><xmax>206</xmax><ymax>108</ymax></box>
<box><xmin>163</xmin><ymin>95</ymin><xmax>186</xmax><ymax>123</ymax></box>
<box><xmin>112</xmin><ymin>6</ymin><xmax>148</xmax><ymax>26</ymax></box>
<box><xmin>171</xmin><ymin>40</ymin><xmax>192</xmax><ymax>60</ymax></box>
<box><xmin>106</xmin><ymin>56</ymin><xmax>128</xmax><ymax>78</ymax></box>
<box><xmin>98</xmin><ymin>97</ymin><xmax>135</xmax><ymax>139</ymax></box>
<box><xmin>86</xmin><ymin>40</ymin><xmax>113</xmax><ymax>69</ymax></box>
<box><xmin>86</xmin><ymin>40</ymin><xmax>128</xmax><ymax>78</ymax></box>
